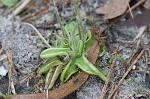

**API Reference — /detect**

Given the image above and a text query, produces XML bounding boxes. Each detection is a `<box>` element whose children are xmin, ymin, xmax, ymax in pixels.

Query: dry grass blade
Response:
<box><xmin>21</xmin><ymin>7</ymin><xmax>49</xmax><ymax>21</ymax></box>
<box><xmin>100</xmin><ymin>47</ymin><xmax>119</xmax><ymax>99</ymax></box>
<box><xmin>8</xmin><ymin>0</ymin><xmax>32</xmax><ymax>20</ymax></box>
<box><xmin>6</xmin><ymin>51</ymin><xmax>16</xmax><ymax>95</ymax></box>
<box><xmin>22</xmin><ymin>22</ymin><xmax>51</xmax><ymax>48</ymax></box>
<box><xmin>134</xmin><ymin>26</ymin><xmax>147</xmax><ymax>41</ymax></box>
<box><xmin>126</xmin><ymin>0</ymin><xmax>134</xmax><ymax>19</ymax></box>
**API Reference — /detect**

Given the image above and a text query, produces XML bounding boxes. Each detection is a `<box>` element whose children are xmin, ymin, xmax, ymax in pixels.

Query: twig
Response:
<box><xmin>125</xmin><ymin>0</ymin><xmax>146</xmax><ymax>15</ymax></box>
<box><xmin>133</xmin><ymin>25</ymin><xmax>146</xmax><ymax>52</ymax></box>
<box><xmin>8</xmin><ymin>0</ymin><xmax>32</xmax><ymax>20</ymax></box>
<box><xmin>20</xmin><ymin>73</ymin><xmax>33</xmax><ymax>84</ymax></box>
<box><xmin>126</xmin><ymin>26</ymin><xmax>147</xmax><ymax>66</ymax></box>
<box><xmin>22</xmin><ymin>22</ymin><xmax>51</xmax><ymax>48</ymax></box>
<box><xmin>3</xmin><ymin>0</ymin><xmax>24</xmax><ymax>16</ymax></box>
<box><xmin>111</xmin><ymin>27</ymin><xmax>147</xmax><ymax>57</ymax></box>
<box><xmin>6</xmin><ymin>12</ymin><xmax>16</xmax><ymax>95</ymax></box>
<box><xmin>21</xmin><ymin>7</ymin><xmax>49</xmax><ymax>21</ymax></box>
<box><xmin>100</xmin><ymin>46</ymin><xmax>119</xmax><ymax>99</ymax></box>
<box><xmin>20</xmin><ymin>61</ymin><xmax>44</xmax><ymax>84</ymax></box>
<box><xmin>52</xmin><ymin>0</ymin><xmax>66</xmax><ymax>39</ymax></box>
<box><xmin>6</xmin><ymin>51</ymin><xmax>16</xmax><ymax>95</ymax></box>
<box><xmin>108</xmin><ymin>49</ymin><xmax>145</xmax><ymax>99</ymax></box>
<box><xmin>111</xmin><ymin>44</ymin><xmax>132</xmax><ymax>55</ymax></box>
<box><xmin>126</xmin><ymin>0</ymin><xmax>134</xmax><ymax>19</ymax></box>
<box><xmin>134</xmin><ymin>26</ymin><xmax>147</xmax><ymax>42</ymax></box>
<box><xmin>112</xmin><ymin>90</ymin><xmax>118</xmax><ymax>99</ymax></box>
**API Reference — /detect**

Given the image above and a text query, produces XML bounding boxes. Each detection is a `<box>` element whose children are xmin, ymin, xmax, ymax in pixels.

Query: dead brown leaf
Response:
<box><xmin>11</xmin><ymin>71</ymin><xmax>88</xmax><ymax>99</ymax></box>
<box><xmin>87</xmin><ymin>41</ymin><xmax>100</xmax><ymax>64</ymax></box>
<box><xmin>95</xmin><ymin>0</ymin><xmax>130</xmax><ymax>19</ymax></box>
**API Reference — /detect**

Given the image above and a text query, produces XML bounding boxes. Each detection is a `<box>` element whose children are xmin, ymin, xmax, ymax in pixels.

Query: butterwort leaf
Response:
<box><xmin>48</xmin><ymin>64</ymin><xmax>63</xmax><ymax>89</ymax></box>
<box><xmin>40</xmin><ymin>48</ymin><xmax>71</xmax><ymax>58</ymax></box>
<box><xmin>60</xmin><ymin>60</ymin><xmax>78</xmax><ymax>82</ymax></box>
<box><xmin>0</xmin><ymin>0</ymin><xmax>18</xmax><ymax>7</ymax></box>
<box><xmin>37</xmin><ymin>59</ymin><xmax>62</xmax><ymax>75</ymax></box>
<box><xmin>75</xmin><ymin>54</ymin><xmax>106</xmax><ymax>81</ymax></box>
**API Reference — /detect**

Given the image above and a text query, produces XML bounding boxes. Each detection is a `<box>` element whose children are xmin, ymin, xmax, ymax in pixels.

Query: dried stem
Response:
<box><xmin>108</xmin><ymin>49</ymin><xmax>145</xmax><ymax>99</ymax></box>
<box><xmin>52</xmin><ymin>0</ymin><xmax>66</xmax><ymax>40</ymax></box>
<box><xmin>126</xmin><ymin>0</ymin><xmax>134</xmax><ymax>19</ymax></box>
<box><xmin>6</xmin><ymin>51</ymin><xmax>16</xmax><ymax>95</ymax></box>
<box><xmin>22</xmin><ymin>22</ymin><xmax>51</xmax><ymax>48</ymax></box>
<box><xmin>100</xmin><ymin>46</ymin><xmax>119</xmax><ymax>99</ymax></box>
<box><xmin>8</xmin><ymin>0</ymin><xmax>32</xmax><ymax>20</ymax></box>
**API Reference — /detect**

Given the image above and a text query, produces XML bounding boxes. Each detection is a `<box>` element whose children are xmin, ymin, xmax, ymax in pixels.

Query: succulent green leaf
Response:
<box><xmin>40</xmin><ymin>48</ymin><xmax>70</xmax><ymax>58</ymax></box>
<box><xmin>45</xmin><ymin>68</ymin><xmax>54</xmax><ymax>88</ymax></box>
<box><xmin>76</xmin><ymin>40</ymin><xmax>84</xmax><ymax>57</ymax></box>
<box><xmin>84</xmin><ymin>37</ymin><xmax>95</xmax><ymax>53</ymax></box>
<box><xmin>85</xmin><ymin>30</ymin><xmax>92</xmax><ymax>42</ymax></box>
<box><xmin>37</xmin><ymin>59</ymin><xmax>62</xmax><ymax>75</ymax></box>
<box><xmin>75</xmin><ymin>55</ymin><xmax>106</xmax><ymax>81</ymax></box>
<box><xmin>0</xmin><ymin>0</ymin><xmax>18</xmax><ymax>7</ymax></box>
<box><xmin>60</xmin><ymin>60</ymin><xmax>78</xmax><ymax>82</ymax></box>
<box><xmin>64</xmin><ymin>21</ymin><xmax>80</xmax><ymax>50</ymax></box>
<box><xmin>99</xmin><ymin>45</ymin><xmax>106</xmax><ymax>57</ymax></box>
<box><xmin>48</xmin><ymin>64</ymin><xmax>63</xmax><ymax>89</ymax></box>
<box><xmin>65</xmin><ymin>21</ymin><xmax>79</xmax><ymax>36</ymax></box>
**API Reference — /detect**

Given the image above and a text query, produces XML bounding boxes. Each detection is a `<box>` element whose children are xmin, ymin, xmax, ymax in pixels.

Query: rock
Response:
<box><xmin>0</xmin><ymin>65</ymin><xmax>8</xmax><ymax>77</ymax></box>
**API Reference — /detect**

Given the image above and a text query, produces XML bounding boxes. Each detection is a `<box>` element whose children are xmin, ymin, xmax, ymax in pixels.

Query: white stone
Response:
<box><xmin>0</xmin><ymin>66</ymin><xmax>8</xmax><ymax>77</ymax></box>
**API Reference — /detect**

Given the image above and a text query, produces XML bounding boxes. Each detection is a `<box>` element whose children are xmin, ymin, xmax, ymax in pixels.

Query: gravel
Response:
<box><xmin>77</xmin><ymin>76</ymin><xmax>103</xmax><ymax>99</ymax></box>
<box><xmin>0</xmin><ymin>17</ymin><xmax>42</xmax><ymax>74</ymax></box>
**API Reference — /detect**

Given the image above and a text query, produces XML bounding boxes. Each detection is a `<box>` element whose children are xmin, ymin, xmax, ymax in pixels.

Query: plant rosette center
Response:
<box><xmin>37</xmin><ymin>21</ymin><xmax>106</xmax><ymax>89</ymax></box>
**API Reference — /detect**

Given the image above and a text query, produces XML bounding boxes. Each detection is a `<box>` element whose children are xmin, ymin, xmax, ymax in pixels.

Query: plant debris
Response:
<box><xmin>95</xmin><ymin>0</ymin><xmax>130</xmax><ymax>19</ymax></box>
